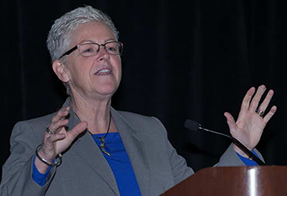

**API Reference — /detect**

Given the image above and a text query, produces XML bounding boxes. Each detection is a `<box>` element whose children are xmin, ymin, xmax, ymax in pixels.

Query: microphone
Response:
<box><xmin>184</xmin><ymin>119</ymin><xmax>265</xmax><ymax>165</ymax></box>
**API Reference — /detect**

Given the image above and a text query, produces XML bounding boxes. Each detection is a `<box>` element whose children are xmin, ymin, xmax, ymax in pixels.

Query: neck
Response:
<box><xmin>70</xmin><ymin>93</ymin><xmax>113</xmax><ymax>134</ymax></box>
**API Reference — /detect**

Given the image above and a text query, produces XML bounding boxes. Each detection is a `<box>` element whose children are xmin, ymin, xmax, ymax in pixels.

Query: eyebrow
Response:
<box><xmin>79</xmin><ymin>39</ymin><xmax>116</xmax><ymax>44</ymax></box>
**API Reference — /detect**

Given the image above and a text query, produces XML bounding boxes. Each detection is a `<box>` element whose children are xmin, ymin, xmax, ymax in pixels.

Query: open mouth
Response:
<box><xmin>95</xmin><ymin>68</ymin><xmax>112</xmax><ymax>75</ymax></box>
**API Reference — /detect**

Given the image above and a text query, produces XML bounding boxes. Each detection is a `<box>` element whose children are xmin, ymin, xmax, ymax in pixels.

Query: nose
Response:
<box><xmin>97</xmin><ymin>45</ymin><xmax>110</xmax><ymax>61</ymax></box>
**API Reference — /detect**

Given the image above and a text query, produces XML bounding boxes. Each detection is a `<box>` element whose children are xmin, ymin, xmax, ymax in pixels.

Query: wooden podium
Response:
<box><xmin>162</xmin><ymin>166</ymin><xmax>287</xmax><ymax>195</ymax></box>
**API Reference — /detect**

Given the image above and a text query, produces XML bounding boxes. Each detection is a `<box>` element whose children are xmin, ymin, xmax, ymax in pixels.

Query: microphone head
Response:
<box><xmin>185</xmin><ymin>119</ymin><xmax>200</xmax><ymax>131</ymax></box>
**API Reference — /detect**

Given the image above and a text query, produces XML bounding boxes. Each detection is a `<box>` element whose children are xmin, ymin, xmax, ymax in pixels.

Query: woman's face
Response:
<box><xmin>62</xmin><ymin>21</ymin><xmax>122</xmax><ymax>100</ymax></box>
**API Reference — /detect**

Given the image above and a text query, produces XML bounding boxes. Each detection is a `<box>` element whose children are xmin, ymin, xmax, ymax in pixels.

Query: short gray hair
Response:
<box><xmin>47</xmin><ymin>5</ymin><xmax>119</xmax><ymax>63</ymax></box>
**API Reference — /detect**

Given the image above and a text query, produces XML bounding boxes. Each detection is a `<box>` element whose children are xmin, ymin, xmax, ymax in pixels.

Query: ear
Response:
<box><xmin>52</xmin><ymin>60</ymin><xmax>69</xmax><ymax>82</ymax></box>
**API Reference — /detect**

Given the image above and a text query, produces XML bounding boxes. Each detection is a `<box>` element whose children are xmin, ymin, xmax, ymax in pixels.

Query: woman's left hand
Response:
<box><xmin>224</xmin><ymin>85</ymin><xmax>277</xmax><ymax>157</ymax></box>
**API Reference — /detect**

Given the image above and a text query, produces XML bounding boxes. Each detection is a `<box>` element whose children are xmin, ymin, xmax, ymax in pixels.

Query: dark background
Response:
<box><xmin>1</xmin><ymin>0</ymin><xmax>287</xmax><ymax>181</ymax></box>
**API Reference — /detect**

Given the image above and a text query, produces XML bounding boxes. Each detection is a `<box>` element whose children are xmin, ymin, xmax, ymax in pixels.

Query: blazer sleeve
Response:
<box><xmin>215</xmin><ymin>144</ymin><xmax>264</xmax><ymax>167</ymax></box>
<box><xmin>152</xmin><ymin>117</ymin><xmax>194</xmax><ymax>185</ymax></box>
<box><xmin>0</xmin><ymin>121</ymin><xmax>56</xmax><ymax>196</ymax></box>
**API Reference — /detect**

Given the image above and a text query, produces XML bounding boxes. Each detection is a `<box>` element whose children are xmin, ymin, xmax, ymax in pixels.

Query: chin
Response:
<box><xmin>95</xmin><ymin>85</ymin><xmax>119</xmax><ymax>96</ymax></box>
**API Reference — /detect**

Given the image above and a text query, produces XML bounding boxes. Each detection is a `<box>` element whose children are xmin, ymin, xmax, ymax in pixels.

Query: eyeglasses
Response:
<box><xmin>59</xmin><ymin>41</ymin><xmax>123</xmax><ymax>59</ymax></box>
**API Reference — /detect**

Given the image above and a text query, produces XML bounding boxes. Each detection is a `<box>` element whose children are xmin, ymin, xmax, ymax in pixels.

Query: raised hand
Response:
<box><xmin>223</xmin><ymin>85</ymin><xmax>277</xmax><ymax>156</ymax></box>
<box><xmin>36</xmin><ymin>106</ymin><xmax>87</xmax><ymax>172</ymax></box>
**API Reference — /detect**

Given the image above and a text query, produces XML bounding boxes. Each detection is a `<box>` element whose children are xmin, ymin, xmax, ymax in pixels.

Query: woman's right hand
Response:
<box><xmin>35</xmin><ymin>106</ymin><xmax>87</xmax><ymax>172</ymax></box>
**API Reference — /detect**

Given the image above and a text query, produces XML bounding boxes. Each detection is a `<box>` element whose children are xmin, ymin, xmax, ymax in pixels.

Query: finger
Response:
<box><xmin>66</xmin><ymin>121</ymin><xmax>88</xmax><ymax>141</ymax></box>
<box><xmin>257</xmin><ymin>89</ymin><xmax>274</xmax><ymax>112</ymax></box>
<box><xmin>249</xmin><ymin>85</ymin><xmax>267</xmax><ymax>112</ymax></box>
<box><xmin>240</xmin><ymin>87</ymin><xmax>256</xmax><ymax>112</ymax></box>
<box><xmin>263</xmin><ymin>105</ymin><xmax>277</xmax><ymax>123</ymax></box>
<box><xmin>48</xmin><ymin>119</ymin><xmax>69</xmax><ymax>134</ymax></box>
<box><xmin>47</xmin><ymin>132</ymin><xmax>66</xmax><ymax>142</ymax></box>
<box><xmin>48</xmin><ymin>107</ymin><xmax>70</xmax><ymax>133</ymax></box>
<box><xmin>51</xmin><ymin>107</ymin><xmax>70</xmax><ymax>123</ymax></box>
<box><xmin>224</xmin><ymin>112</ymin><xmax>237</xmax><ymax>131</ymax></box>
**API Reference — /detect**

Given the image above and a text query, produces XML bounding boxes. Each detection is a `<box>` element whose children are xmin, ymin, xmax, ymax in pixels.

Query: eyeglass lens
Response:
<box><xmin>79</xmin><ymin>42</ymin><xmax>122</xmax><ymax>57</ymax></box>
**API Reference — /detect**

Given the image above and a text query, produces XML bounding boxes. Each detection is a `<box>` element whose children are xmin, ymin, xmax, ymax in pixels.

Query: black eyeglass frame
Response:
<box><xmin>59</xmin><ymin>41</ymin><xmax>123</xmax><ymax>59</ymax></box>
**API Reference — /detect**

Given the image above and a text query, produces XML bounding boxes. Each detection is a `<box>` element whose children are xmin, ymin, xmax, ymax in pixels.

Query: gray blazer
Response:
<box><xmin>0</xmin><ymin>99</ymin><xmax>247</xmax><ymax>195</ymax></box>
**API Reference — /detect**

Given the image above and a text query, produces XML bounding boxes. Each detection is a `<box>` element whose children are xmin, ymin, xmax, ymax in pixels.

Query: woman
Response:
<box><xmin>0</xmin><ymin>6</ymin><xmax>276</xmax><ymax>196</ymax></box>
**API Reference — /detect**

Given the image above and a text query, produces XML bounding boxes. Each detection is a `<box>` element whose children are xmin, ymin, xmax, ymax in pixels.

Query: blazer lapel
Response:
<box><xmin>62</xmin><ymin>98</ymin><xmax>150</xmax><ymax>195</ymax></box>
<box><xmin>111</xmin><ymin>109</ymin><xmax>151</xmax><ymax>196</ymax></box>
<box><xmin>66</xmin><ymin>107</ymin><xmax>120</xmax><ymax>195</ymax></box>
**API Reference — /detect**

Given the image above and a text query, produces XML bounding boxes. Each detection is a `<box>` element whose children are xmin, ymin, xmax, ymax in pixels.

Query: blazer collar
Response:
<box><xmin>62</xmin><ymin>98</ymin><xmax>150</xmax><ymax>195</ymax></box>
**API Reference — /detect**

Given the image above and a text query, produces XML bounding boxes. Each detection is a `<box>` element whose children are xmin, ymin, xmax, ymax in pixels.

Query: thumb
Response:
<box><xmin>224</xmin><ymin>112</ymin><xmax>237</xmax><ymax>132</ymax></box>
<box><xmin>67</xmin><ymin>121</ymin><xmax>88</xmax><ymax>141</ymax></box>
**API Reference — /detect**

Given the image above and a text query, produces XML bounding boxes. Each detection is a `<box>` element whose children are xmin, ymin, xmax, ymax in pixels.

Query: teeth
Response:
<box><xmin>97</xmin><ymin>69</ymin><xmax>111</xmax><ymax>74</ymax></box>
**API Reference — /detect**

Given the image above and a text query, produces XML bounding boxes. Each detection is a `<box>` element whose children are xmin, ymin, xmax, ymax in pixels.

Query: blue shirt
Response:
<box><xmin>236</xmin><ymin>150</ymin><xmax>259</xmax><ymax>166</ymax></box>
<box><xmin>32</xmin><ymin>156</ymin><xmax>52</xmax><ymax>186</ymax></box>
<box><xmin>91</xmin><ymin>133</ymin><xmax>141</xmax><ymax>196</ymax></box>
